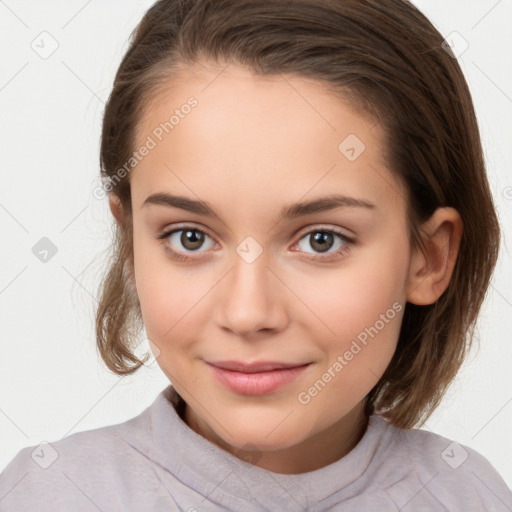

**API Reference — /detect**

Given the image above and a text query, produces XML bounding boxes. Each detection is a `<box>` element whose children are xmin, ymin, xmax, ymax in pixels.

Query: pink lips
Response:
<box><xmin>206</xmin><ymin>360</ymin><xmax>311</xmax><ymax>395</ymax></box>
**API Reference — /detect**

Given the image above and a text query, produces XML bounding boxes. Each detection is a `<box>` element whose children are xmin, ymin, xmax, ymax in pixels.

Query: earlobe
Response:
<box><xmin>406</xmin><ymin>207</ymin><xmax>463</xmax><ymax>305</ymax></box>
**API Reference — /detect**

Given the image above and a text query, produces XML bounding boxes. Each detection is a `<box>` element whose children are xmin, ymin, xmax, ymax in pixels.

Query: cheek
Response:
<box><xmin>294</xmin><ymin>266</ymin><xmax>404</xmax><ymax>423</ymax></box>
<box><xmin>292</xmin><ymin>235</ymin><xmax>408</xmax><ymax>384</ymax></box>
<box><xmin>132</xmin><ymin>230</ymin><xmax>188</xmax><ymax>340</ymax></box>
<box><xmin>132</xmin><ymin>234</ymin><xmax>217</xmax><ymax>350</ymax></box>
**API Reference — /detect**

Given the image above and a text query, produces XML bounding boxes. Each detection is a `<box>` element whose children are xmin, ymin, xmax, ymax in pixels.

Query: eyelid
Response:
<box><xmin>293</xmin><ymin>223</ymin><xmax>355</xmax><ymax>240</ymax></box>
<box><xmin>291</xmin><ymin>225</ymin><xmax>355</xmax><ymax>259</ymax></box>
<box><xmin>158</xmin><ymin>222</ymin><xmax>354</xmax><ymax>245</ymax></box>
<box><xmin>157</xmin><ymin>222</ymin><xmax>218</xmax><ymax>244</ymax></box>
<box><xmin>157</xmin><ymin>222</ymin><xmax>356</xmax><ymax>262</ymax></box>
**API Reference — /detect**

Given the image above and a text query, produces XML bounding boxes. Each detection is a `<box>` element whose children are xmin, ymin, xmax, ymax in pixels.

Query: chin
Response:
<box><xmin>217</xmin><ymin>412</ymin><xmax>312</xmax><ymax>452</ymax></box>
<box><xmin>226</xmin><ymin>430</ymin><xmax>303</xmax><ymax>453</ymax></box>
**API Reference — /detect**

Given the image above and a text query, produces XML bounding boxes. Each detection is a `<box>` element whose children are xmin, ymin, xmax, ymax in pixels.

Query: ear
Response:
<box><xmin>108</xmin><ymin>193</ymin><xmax>136</xmax><ymax>281</ymax></box>
<box><xmin>406</xmin><ymin>207</ymin><xmax>463</xmax><ymax>305</ymax></box>
<box><xmin>109</xmin><ymin>193</ymin><xmax>125</xmax><ymax>225</ymax></box>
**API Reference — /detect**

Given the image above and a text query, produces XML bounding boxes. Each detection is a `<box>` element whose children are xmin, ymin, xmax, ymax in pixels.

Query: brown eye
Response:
<box><xmin>309</xmin><ymin>232</ymin><xmax>335</xmax><ymax>253</ymax></box>
<box><xmin>179</xmin><ymin>229</ymin><xmax>205</xmax><ymax>251</ymax></box>
<box><xmin>158</xmin><ymin>226</ymin><xmax>216</xmax><ymax>257</ymax></box>
<box><xmin>294</xmin><ymin>227</ymin><xmax>354</xmax><ymax>260</ymax></box>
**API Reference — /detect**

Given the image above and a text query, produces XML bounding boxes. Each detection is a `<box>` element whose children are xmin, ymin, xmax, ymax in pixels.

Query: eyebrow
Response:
<box><xmin>142</xmin><ymin>192</ymin><xmax>376</xmax><ymax>221</ymax></box>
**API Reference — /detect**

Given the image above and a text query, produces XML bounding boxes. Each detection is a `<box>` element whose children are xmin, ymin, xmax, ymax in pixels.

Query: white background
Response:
<box><xmin>1</xmin><ymin>0</ymin><xmax>511</xmax><ymax>489</ymax></box>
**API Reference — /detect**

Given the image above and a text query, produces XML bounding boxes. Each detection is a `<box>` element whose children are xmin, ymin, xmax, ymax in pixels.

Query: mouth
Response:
<box><xmin>206</xmin><ymin>360</ymin><xmax>312</xmax><ymax>395</ymax></box>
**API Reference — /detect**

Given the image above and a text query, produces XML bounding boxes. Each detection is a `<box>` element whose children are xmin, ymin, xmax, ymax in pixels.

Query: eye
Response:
<box><xmin>293</xmin><ymin>227</ymin><xmax>354</xmax><ymax>260</ymax></box>
<box><xmin>156</xmin><ymin>224</ymin><xmax>355</xmax><ymax>263</ymax></box>
<box><xmin>157</xmin><ymin>225</ymin><xmax>216</xmax><ymax>261</ymax></box>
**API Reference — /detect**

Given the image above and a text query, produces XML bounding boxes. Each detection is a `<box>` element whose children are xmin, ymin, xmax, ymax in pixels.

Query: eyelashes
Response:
<box><xmin>293</xmin><ymin>228</ymin><xmax>354</xmax><ymax>261</ymax></box>
<box><xmin>157</xmin><ymin>226</ymin><xmax>216</xmax><ymax>262</ymax></box>
<box><xmin>156</xmin><ymin>224</ymin><xmax>355</xmax><ymax>263</ymax></box>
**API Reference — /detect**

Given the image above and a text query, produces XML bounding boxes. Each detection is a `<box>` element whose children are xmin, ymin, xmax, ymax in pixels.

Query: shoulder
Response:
<box><xmin>374</xmin><ymin>416</ymin><xmax>512</xmax><ymax>511</ymax></box>
<box><xmin>0</xmin><ymin>416</ymin><xmax>153</xmax><ymax>511</ymax></box>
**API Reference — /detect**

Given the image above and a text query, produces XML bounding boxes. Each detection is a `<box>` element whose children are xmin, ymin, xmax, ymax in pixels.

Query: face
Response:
<box><xmin>128</xmin><ymin>61</ymin><xmax>412</xmax><ymax>456</ymax></box>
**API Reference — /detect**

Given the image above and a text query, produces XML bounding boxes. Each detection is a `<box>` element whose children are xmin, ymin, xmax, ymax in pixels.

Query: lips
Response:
<box><xmin>207</xmin><ymin>360</ymin><xmax>308</xmax><ymax>373</ymax></box>
<box><xmin>206</xmin><ymin>360</ymin><xmax>312</xmax><ymax>395</ymax></box>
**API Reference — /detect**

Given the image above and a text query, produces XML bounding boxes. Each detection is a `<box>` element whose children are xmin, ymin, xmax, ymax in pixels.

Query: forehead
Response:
<box><xmin>136</xmin><ymin>60</ymin><xmax>377</xmax><ymax>148</ymax></box>
<box><xmin>131</xmin><ymin>61</ymin><xmax>407</xmax><ymax>217</ymax></box>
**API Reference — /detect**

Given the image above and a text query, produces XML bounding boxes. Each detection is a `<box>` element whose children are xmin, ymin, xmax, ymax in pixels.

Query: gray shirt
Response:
<box><xmin>1</xmin><ymin>384</ymin><xmax>511</xmax><ymax>511</ymax></box>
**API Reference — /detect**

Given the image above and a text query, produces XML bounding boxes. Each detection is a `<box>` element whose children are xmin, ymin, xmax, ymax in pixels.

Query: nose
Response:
<box><xmin>216</xmin><ymin>250</ymin><xmax>289</xmax><ymax>338</ymax></box>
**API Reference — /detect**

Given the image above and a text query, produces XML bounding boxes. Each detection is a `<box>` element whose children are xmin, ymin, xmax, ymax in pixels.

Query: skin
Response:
<box><xmin>109</xmin><ymin>60</ymin><xmax>463</xmax><ymax>474</ymax></box>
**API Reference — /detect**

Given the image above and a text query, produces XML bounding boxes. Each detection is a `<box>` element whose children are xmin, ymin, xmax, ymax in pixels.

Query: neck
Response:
<box><xmin>183</xmin><ymin>400</ymin><xmax>369</xmax><ymax>474</ymax></box>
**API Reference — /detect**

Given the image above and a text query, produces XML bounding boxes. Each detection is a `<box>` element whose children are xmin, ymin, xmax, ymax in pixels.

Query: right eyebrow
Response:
<box><xmin>142</xmin><ymin>193</ymin><xmax>216</xmax><ymax>216</ymax></box>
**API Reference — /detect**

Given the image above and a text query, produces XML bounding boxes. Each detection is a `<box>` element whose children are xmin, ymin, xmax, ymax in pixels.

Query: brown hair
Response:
<box><xmin>95</xmin><ymin>0</ymin><xmax>500</xmax><ymax>429</ymax></box>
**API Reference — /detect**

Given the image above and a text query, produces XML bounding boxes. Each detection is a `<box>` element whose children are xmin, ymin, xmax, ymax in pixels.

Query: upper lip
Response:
<box><xmin>206</xmin><ymin>360</ymin><xmax>310</xmax><ymax>373</ymax></box>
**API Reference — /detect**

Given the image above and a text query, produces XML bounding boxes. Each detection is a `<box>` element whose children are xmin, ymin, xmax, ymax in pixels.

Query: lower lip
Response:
<box><xmin>207</xmin><ymin>363</ymin><xmax>310</xmax><ymax>395</ymax></box>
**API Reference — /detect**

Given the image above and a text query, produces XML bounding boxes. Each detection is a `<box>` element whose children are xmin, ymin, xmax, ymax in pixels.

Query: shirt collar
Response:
<box><xmin>116</xmin><ymin>384</ymin><xmax>394</xmax><ymax>508</ymax></box>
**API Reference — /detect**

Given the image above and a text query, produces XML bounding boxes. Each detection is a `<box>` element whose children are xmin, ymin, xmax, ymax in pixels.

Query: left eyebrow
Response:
<box><xmin>279</xmin><ymin>194</ymin><xmax>376</xmax><ymax>220</ymax></box>
<box><xmin>141</xmin><ymin>192</ymin><xmax>376</xmax><ymax>221</ymax></box>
